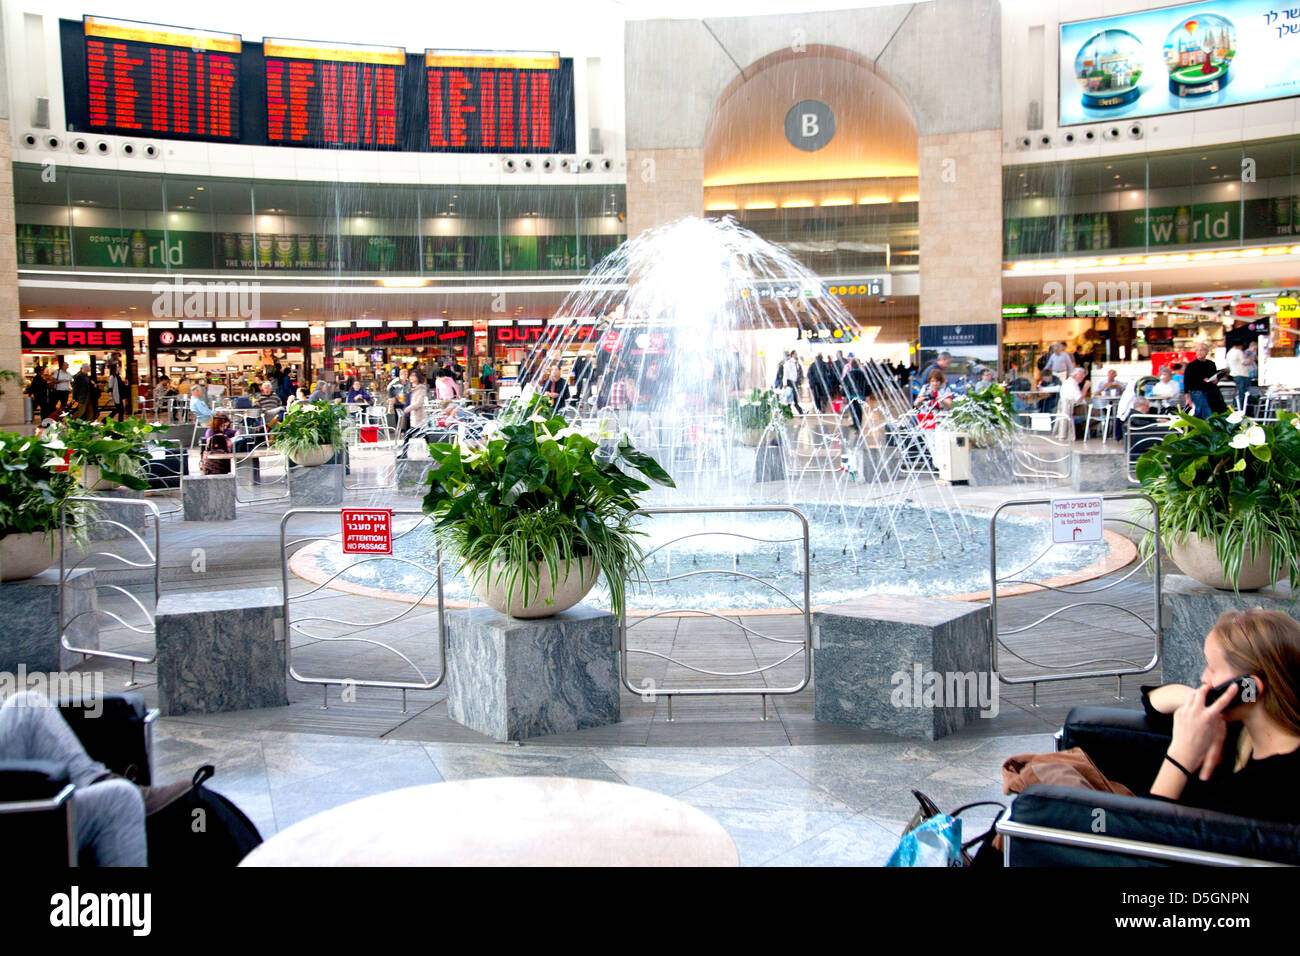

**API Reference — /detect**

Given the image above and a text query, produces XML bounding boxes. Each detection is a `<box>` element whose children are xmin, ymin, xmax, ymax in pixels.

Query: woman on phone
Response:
<box><xmin>1142</xmin><ymin>608</ymin><xmax>1300</xmax><ymax>821</ymax></box>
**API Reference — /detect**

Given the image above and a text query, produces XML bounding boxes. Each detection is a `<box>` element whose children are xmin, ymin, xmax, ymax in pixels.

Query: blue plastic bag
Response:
<box><xmin>885</xmin><ymin>813</ymin><xmax>964</xmax><ymax>867</ymax></box>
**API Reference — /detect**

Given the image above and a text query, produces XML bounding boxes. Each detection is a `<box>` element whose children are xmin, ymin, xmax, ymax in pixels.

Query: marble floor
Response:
<box><xmin>152</xmin><ymin>719</ymin><xmax>1050</xmax><ymax>866</ymax></box>
<box><xmin>63</xmin><ymin>469</ymin><xmax>1161</xmax><ymax>865</ymax></box>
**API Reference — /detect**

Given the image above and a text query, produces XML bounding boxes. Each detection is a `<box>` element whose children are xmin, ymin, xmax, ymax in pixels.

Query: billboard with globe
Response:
<box><xmin>1059</xmin><ymin>0</ymin><xmax>1300</xmax><ymax>125</ymax></box>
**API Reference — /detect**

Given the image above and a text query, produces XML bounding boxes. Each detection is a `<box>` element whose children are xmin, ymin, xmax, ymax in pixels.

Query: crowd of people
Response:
<box><xmin>24</xmin><ymin>356</ymin><xmax>129</xmax><ymax>424</ymax></box>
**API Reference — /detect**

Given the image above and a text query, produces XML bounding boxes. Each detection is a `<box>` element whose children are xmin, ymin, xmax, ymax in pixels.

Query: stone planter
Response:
<box><xmin>80</xmin><ymin>464</ymin><xmax>120</xmax><ymax>492</ymax></box>
<box><xmin>0</xmin><ymin>532</ymin><xmax>56</xmax><ymax>582</ymax></box>
<box><xmin>1167</xmin><ymin>531</ymin><xmax>1279</xmax><ymax>592</ymax></box>
<box><xmin>471</xmin><ymin>557</ymin><xmax>600</xmax><ymax>619</ymax></box>
<box><xmin>288</xmin><ymin>445</ymin><xmax>334</xmax><ymax>468</ymax></box>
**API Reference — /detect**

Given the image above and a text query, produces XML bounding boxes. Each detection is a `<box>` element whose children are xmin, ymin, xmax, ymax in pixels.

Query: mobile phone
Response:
<box><xmin>1207</xmin><ymin>675</ymin><xmax>1258</xmax><ymax>706</ymax></box>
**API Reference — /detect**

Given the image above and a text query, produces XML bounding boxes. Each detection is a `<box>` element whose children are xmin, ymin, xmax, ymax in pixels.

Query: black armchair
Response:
<box><xmin>0</xmin><ymin>693</ymin><xmax>158</xmax><ymax>865</ymax></box>
<box><xmin>997</xmin><ymin>705</ymin><xmax>1300</xmax><ymax>866</ymax></box>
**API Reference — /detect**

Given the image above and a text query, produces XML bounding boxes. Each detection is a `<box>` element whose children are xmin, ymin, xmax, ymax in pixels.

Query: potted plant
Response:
<box><xmin>0</xmin><ymin>431</ymin><xmax>87</xmax><ymax>581</ymax></box>
<box><xmin>421</xmin><ymin>396</ymin><xmax>674</xmax><ymax>618</ymax></box>
<box><xmin>272</xmin><ymin>401</ymin><xmax>345</xmax><ymax>467</ymax></box>
<box><xmin>1136</xmin><ymin>409</ymin><xmax>1300</xmax><ymax>591</ymax></box>
<box><xmin>52</xmin><ymin>416</ymin><xmax>161</xmax><ymax>491</ymax></box>
<box><xmin>941</xmin><ymin>382</ymin><xmax>1018</xmax><ymax>449</ymax></box>
<box><xmin>728</xmin><ymin>388</ymin><xmax>793</xmax><ymax>446</ymax></box>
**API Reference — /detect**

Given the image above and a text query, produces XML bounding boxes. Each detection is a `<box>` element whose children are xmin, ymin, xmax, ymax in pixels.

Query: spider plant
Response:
<box><xmin>271</xmin><ymin>401</ymin><xmax>346</xmax><ymax>459</ymax></box>
<box><xmin>1136</xmin><ymin>409</ymin><xmax>1300</xmax><ymax>591</ymax></box>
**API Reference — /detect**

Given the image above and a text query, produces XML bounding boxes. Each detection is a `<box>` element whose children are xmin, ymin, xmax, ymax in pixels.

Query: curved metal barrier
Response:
<box><xmin>279</xmin><ymin>507</ymin><xmax>445</xmax><ymax>711</ymax></box>
<box><xmin>58</xmin><ymin>496</ymin><xmax>161</xmax><ymax>685</ymax></box>
<box><xmin>988</xmin><ymin>492</ymin><xmax>1161</xmax><ymax>703</ymax></box>
<box><xmin>618</xmin><ymin>505</ymin><xmax>812</xmax><ymax>720</ymax></box>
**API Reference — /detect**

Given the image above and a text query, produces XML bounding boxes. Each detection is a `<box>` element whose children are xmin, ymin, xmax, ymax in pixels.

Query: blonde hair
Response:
<box><xmin>1212</xmin><ymin>609</ymin><xmax>1300</xmax><ymax>739</ymax></box>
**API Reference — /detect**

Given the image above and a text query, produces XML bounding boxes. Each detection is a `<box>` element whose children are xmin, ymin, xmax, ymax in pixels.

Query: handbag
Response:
<box><xmin>886</xmin><ymin>789</ymin><xmax>1006</xmax><ymax>867</ymax></box>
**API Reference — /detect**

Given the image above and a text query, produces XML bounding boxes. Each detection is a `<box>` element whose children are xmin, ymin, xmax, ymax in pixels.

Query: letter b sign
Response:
<box><xmin>785</xmin><ymin>100</ymin><xmax>835</xmax><ymax>152</ymax></box>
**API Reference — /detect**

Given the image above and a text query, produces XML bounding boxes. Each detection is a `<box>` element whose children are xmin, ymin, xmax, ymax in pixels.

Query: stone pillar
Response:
<box><xmin>917</xmin><ymin>129</ymin><xmax>1003</xmax><ymax>346</ymax></box>
<box><xmin>814</xmin><ymin>596</ymin><xmax>992</xmax><ymax>740</ymax></box>
<box><xmin>445</xmin><ymin>605</ymin><xmax>621</xmax><ymax>742</ymax></box>
<box><xmin>625</xmin><ymin>148</ymin><xmax>704</xmax><ymax>239</ymax></box>
<box><xmin>288</xmin><ymin>463</ymin><xmax>344</xmax><ymax>506</ymax></box>
<box><xmin>1162</xmin><ymin>575</ymin><xmax>1300</xmax><ymax>687</ymax></box>
<box><xmin>0</xmin><ymin>112</ymin><xmax>22</xmax><ymax>428</ymax></box>
<box><xmin>0</xmin><ymin>568</ymin><xmax>99</xmax><ymax>673</ymax></box>
<box><xmin>182</xmin><ymin>473</ymin><xmax>237</xmax><ymax>521</ymax></box>
<box><xmin>155</xmin><ymin>587</ymin><xmax>287</xmax><ymax>715</ymax></box>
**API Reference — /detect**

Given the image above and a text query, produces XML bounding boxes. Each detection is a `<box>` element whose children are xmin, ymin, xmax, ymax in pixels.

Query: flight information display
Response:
<box><xmin>82</xmin><ymin>16</ymin><xmax>241</xmax><ymax>140</ymax></box>
<box><xmin>264</xmin><ymin>39</ymin><xmax>404</xmax><ymax>147</ymax></box>
<box><xmin>425</xmin><ymin>51</ymin><xmax>567</xmax><ymax>152</ymax></box>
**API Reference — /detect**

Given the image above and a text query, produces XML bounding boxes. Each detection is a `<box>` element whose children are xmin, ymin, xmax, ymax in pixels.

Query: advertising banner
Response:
<box><xmin>148</xmin><ymin>328</ymin><xmax>312</xmax><ymax>351</ymax></box>
<box><xmin>1060</xmin><ymin>0</ymin><xmax>1300</xmax><ymax>126</ymax></box>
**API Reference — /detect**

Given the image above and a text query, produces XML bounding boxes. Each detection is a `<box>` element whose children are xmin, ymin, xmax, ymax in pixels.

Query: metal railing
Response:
<box><xmin>342</xmin><ymin>423</ymin><xmax>398</xmax><ymax>493</ymax></box>
<box><xmin>58</xmin><ymin>496</ymin><xmax>161</xmax><ymax>685</ymax></box>
<box><xmin>1011</xmin><ymin>412</ymin><xmax>1073</xmax><ymax>481</ymax></box>
<box><xmin>618</xmin><ymin>505</ymin><xmax>813</xmax><ymax>720</ymax></box>
<box><xmin>279</xmin><ymin>507</ymin><xmax>445</xmax><ymax>711</ymax></box>
<box><xmin>1123</xmin><ymin>413</ymin><xmax>1177</xmax><ymax>485</ymax></box>
<box><xmin>988</xmin><ymin>492</ymin><xmax>1161</xmax><ymax>703</ymax></box>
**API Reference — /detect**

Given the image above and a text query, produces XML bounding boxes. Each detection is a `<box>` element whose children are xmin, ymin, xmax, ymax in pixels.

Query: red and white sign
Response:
<box><xmin>1050</xmin><ymin>496</ymin><xmax>1104</xmax><ymax>545</ymax></box>
<box><xmin>601</xmin><ymin>330</ymin><xmax>621</xmax><ymax>352</ymax></box>
<box><xmin>341</xmin><ymin>508</ymin><xmax>393</xmax><ymax>555</ymax></box>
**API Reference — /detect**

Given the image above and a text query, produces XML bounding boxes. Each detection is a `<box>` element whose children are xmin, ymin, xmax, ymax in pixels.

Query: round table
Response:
<box><xmin>239</xmin><ymin>777</ymin><xmax>740</xmax><ymax>867</ymax></box>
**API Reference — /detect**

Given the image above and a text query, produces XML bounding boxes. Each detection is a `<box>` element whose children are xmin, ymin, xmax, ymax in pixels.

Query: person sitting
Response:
<box><xmin>1097</xmin><ymin>368</ymin><xmax>1124</xmax><ymax>397</ymax></box>
<box><xmin>913</xmin><ymin>368</ymin><xmax>952</xmax><ymax>429</ymax></box>
<box><xmin>309</xmin><ymin>380</ymin><xmax>331</xmax><ymax>403</ymax></box>
<box><xmin>232</xmin><ymin>384</ymin><xmax>256</xmax><ymax>410</ymax></box>
<box><xmin>201</xmin><ymin>414</ymin><xmax>238</xmax><ymax>475</ymax></box>
<box><xmin>188</xmin><ymin>385</ymin><xmax>214</xmax><ymax>428</ymax></box>
<box><xmin>1142</xmin><ymin>609</ymin><xmax>1300</xmax><ymax>822</ymax></box>
<box><xmin>1055</xmin><ymin>367</ymin><xmax>1089</xmax><ymax>441</ymax></box>
<box><xmin>344</xmin><ymin>378</ymin><xmax>371</xmax><ymax>405</ymax></box>
<box><xmin>0</xmin><ymin>691</ymin><xmax>190</xmax><ymax>865</ymax></box>
<box><xmin>255</xmin><ymin>381</ymin><xmax>283</xmax><ymax>426</ymax></box>
<box><xmin>1148</xmin><ymin>367</ymin><xmax>1182</xmax><ymax>408</ymax></box>
<box><xmin>287</xmin><ymin>387</ymin><xmax>310</xmax><ymax>410</ymax></box>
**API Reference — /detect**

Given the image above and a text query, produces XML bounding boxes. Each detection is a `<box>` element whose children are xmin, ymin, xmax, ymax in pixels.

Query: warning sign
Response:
<box><xmin>341</xmin><ymin>508</ymin><xmax>393</xmax><ymax>555</ymax></box>
<box><xmin>1050</xmin><ymin>496</ymin><xmax>1104</xmax><ymax>544</ymax></box>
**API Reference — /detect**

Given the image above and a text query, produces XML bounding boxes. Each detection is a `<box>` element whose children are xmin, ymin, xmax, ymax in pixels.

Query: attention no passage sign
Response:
<box><xmin>341</xmin><ymin>508</ymin><xmax>393</xmax><ymax>555</ymax></box>
<box><xmin>1050</xmin><ymin>496</ymin><xmax>1104</xmax><ymax>544</ymax></box>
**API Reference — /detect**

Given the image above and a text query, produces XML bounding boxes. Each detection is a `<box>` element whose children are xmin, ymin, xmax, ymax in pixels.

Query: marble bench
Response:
<box><xmin>814</xmin><ymin>596</ymin><xmax>992</xmax><ymax>740</ymax></box>
<box><xmin>445</xmin><ymin>605</ymin><xmax>620</xmax><ymax>742</ymax></box>
<box><xmin>155</xmin><ymin>586</ymin><xmax>287</xmax><ymax>716</ymax></box>
<box><xmin>1071</xmin><ymin>446</ymin><xmax>1130</xmax><ymax>494</ymax></box>
<box><xmin>1162</xmin><ymin>574</ymin><xmax>1299</xmax><ymax>687</ymax></box>
<box><xmin>0</xmin><ymin>568</ymin><xmax>99</xmax><ymax>673</ymax></box>
<box><xmin>182</xmin><ymin>473</ymin><xmax>237</xmax><ymax>521</ymax></box>
<box><xmin>289</xmin><ymin>463</ymin><xmax>345</xmax><ymax>505</ymax></box>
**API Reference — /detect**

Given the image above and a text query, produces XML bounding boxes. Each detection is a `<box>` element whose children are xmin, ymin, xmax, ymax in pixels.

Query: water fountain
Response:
<box><xmin>290</xmin><ymin>217</ymin><xmax>1125</xmax><ymax>611</ymax></box>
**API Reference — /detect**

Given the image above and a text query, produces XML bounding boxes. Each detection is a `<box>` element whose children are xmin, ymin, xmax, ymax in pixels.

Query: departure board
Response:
<box><xmin>82</xmin><ymin>16</ymin><xmax>241</xmax><ymax>140</ymax></box>
<box><xmin>264</xmin><ymin>39</ymin><xmax>404</xmax><ymax>147</ymax></box>
<box><xmin>425</xmin><ymin>51</ymin><xmax>566</xmax><ymax>152</ymax></box>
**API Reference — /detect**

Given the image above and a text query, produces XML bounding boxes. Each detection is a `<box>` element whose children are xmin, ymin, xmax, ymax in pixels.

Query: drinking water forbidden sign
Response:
<box><xmin>1050</xmin><ymin>496</ymin><xmax>1103</xmax><ymax>544</ymax></box>
<box><xmin>341</xmin><ymin>508</ymin><xmax>393</xmax><ymax>555</ymax></box>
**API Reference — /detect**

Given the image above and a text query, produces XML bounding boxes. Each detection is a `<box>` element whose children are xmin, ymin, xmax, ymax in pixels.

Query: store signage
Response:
<box><xmin>147</xmin><ymin>327</ymin><xmax>311</xmax><ymax>350</ymax></box>
<box><xmin>327</xmin><ymin>326</ymin><xmax>470</xmax><ymax>349</ymax></box>
<box><xmin>919</xmin><ymin>324</ymin><xmax>999</xmax><ymax>350</ymax></box>
<box><xmin>1051</xmin><ymin>496</ymin><xmax>1104</xmax><ymax>544</ymax></box>
<box><xmin>340</xmin><ymin>508</ymin><xmax>392</xmax><ymax>555</ymax></box>
<box><xmin>1060</xmin><ymin>1</ymin><xmax>1300</xmax><ymax>127</ymax></box>
<box><xmin>265</xmin><ymin>39</ymin><xmax>404</xmax><ymax>148</ymax></box>
<box><xmin>21</xmin><ymin>323</ymin><xmax>129</xmax><ymax>350</ymax></box>
<box><xmin>82</xmin><ymin>17</ymin><xmax>241</xmax><ymax>141</ymax></box>
<box><xmin>784</xmin><ymin>99</ymin><xmax>835</xmax><ymax>152</ymax></box>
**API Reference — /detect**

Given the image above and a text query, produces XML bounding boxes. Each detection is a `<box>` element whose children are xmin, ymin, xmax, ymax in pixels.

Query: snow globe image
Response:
<box><xmin>1074</xmin><ymin>29</ymin><xmax>1146</xmax><ymax>109</ymax></box>
<box><xmin>1163</xmin><ymin>14</ymin><xmax>1237</xmax><ymax>97</ymax></box>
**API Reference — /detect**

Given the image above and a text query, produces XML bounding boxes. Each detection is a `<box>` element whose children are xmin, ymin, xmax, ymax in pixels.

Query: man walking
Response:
<box><xmin>782</xmin><ymin>350</ymin><xmax>804</xmax><ymax>415</ymax></box>
<box><xmin>1185</xmin><ymin>342</ymin><xmax>1228</xmax><ymax>419</ymax></box>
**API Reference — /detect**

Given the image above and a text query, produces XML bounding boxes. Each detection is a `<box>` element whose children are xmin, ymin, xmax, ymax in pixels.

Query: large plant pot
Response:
<box><xmin>471</xmin><ymin>557</ymin><xmax>600</xmax><ymax>619</ymax></box>
<box><xmin>1167</xmin><ymin>532</ymin><xmax>1279</xmax><ymax>591</ymax></box>
<box><xmin>289</xmin><ymin>445</ymin><xmax>334</xmax><ymax>468</ymax></box>
<box><xmin>0</xmin><ymin>532</ymin><xmax>56</xmax><ymax>582</ymax></box>
<box><xmin>738</xmin><ymin>427</ymin><xmax>763</xmax><ymax>447</ymax></box>
<box><xmin>80</xmin><ymin>464</ymin><xmax>119</xmax><ymax>492</ymax></box>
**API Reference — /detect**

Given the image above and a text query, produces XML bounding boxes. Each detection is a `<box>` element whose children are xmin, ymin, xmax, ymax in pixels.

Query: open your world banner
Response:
<box><xmin>1060</xmin><ymin>0</ymin><xmax>1300</xmax><ymax>126</ymax></box>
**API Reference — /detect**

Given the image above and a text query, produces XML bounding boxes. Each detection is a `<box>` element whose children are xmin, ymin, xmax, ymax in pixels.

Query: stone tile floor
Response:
<box><xmin>65</xmin><ymin>472</ymin><xmax>1168</xmax><ymax>865</ymax></box>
